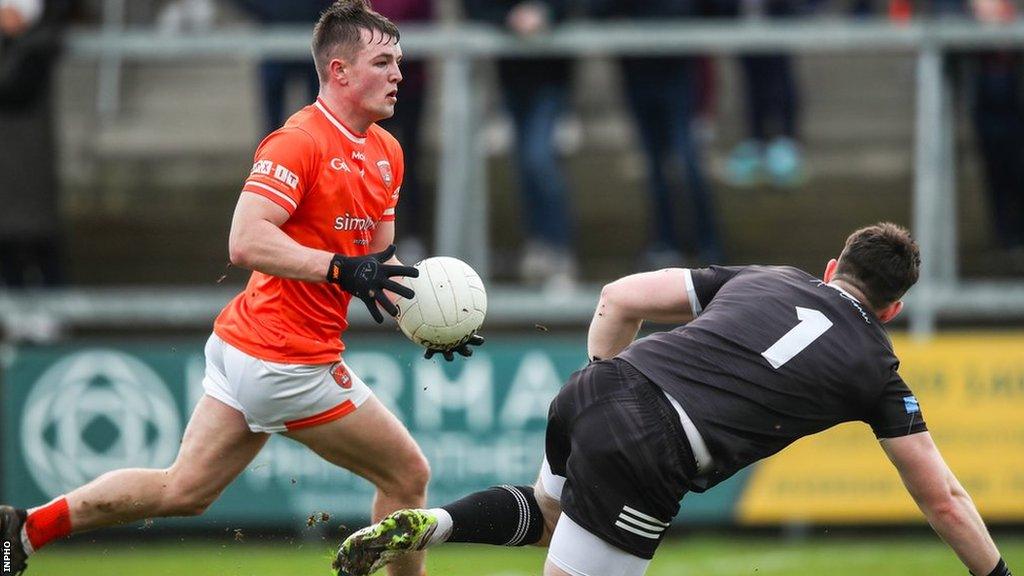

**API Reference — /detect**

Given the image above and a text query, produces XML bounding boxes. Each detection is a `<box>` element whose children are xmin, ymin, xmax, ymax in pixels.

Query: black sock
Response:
<box><xmin>441</xmin><ymin>485</ymin><xmax>544</xmax><ymax>546</ymax></box>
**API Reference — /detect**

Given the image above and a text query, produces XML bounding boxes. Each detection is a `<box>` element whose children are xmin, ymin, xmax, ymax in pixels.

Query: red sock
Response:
<box><xmin>23</xmin><ymin>497</ymin><xmax>72</xmax><ymax>551</ymax></box>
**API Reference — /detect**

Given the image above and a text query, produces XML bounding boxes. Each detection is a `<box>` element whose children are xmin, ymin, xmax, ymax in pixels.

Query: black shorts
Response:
<box><xmin>545</xmin><ymin>358</ymin><xmax>698</xmax><ymax>559</ymax></box>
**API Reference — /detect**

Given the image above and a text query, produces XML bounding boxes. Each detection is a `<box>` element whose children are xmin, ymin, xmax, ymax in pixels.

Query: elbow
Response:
<box><xmin>597</xmin><ymin>281</ymin><xmax>626</xmax><ymax>316</ymax></box>
<box><xmin>931</xmin><ymin>499</ymin><xmax>967</xmax><ymax>529</ymax></box>
<box><xmin>228</xmin><ymin>234</ymin><xmax>252</xmax><ymax>270</ymax></box>
<box><xmin>596</xmin><ymin>279</ymin><xmax>642</xmax><ymax>322</ymax></box>
<box><xmin>924</xmin><ymin>491</ymin><xmax>970</xmax><ymax>528</ymax></box>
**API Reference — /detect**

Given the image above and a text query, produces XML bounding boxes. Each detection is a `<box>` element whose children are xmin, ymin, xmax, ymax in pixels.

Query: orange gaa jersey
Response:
<box><xmin>214</xmin><ymin>98</ymin><xmax>404</xmax><ymax>364</ymax></box>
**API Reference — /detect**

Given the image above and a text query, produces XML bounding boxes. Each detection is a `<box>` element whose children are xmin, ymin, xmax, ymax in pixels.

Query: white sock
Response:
<box><xmin>425</xmin><ymin>508</ymin><xmax>452</xmax><ymax>547</ymax></box>
<box><xmin>20</xmin><ymin>525</ymin><xmax>35</xmax><ymax>555</ymax></box>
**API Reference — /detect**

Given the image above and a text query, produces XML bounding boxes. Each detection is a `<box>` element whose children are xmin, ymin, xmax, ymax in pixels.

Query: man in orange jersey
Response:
<box><xmin>0</xmin><ymin>3</ymin><xmax>478</xmax><ymax>575</ymax></box>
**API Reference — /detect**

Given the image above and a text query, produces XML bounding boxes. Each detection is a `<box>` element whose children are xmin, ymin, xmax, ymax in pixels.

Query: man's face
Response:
<box><xmin>340</xmin><ymin>29</ymin><xmax>403</xmax><ymax>124</ymax></box>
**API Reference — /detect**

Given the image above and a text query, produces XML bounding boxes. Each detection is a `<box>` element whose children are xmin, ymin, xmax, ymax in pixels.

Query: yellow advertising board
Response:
<box><xmin>737</xmin><ymin>332</ymin><xmax>1024</xmax><ymax>524</ymax></box>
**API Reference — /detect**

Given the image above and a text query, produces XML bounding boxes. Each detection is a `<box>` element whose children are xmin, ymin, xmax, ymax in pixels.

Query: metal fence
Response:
<box><xmin>4</xmin><ymin>19</ymin><xmax>1024</xmax><ymax>335</ymax></box>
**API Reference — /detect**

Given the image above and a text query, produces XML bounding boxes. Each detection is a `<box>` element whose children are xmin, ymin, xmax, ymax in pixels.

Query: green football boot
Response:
<box><xmin>333</xmin><ymin>509</ymin><xmax>438</xmax><ymax>576</ymax></box>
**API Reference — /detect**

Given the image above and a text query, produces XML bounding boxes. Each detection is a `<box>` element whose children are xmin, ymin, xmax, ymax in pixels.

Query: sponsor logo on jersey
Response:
<box><xmin>273</xmin><ymin>165</ymin><xmax>299</xmax><ymax>188</ymax></box>
<box><xmin>903</xmin><ymin>395</ymin><xmax>920</xmax><ymax>414</ymax></box>
<box><xmin>330</xmin><ymin>158</ymin><xmax>352</xmax><ymax>172</ymax></box>
<box><xmin>250</xmin><ymin>159</ymin><xmax>274</xmax><ymax>176</ymax></box>
<box><xmin>351</xmin><ymin>150</ymin><xmax>366</xmax><ymax>161</ymax></box>
<box><xmin>251</xmin><ymin>161</ymin><xmax>300</xmax><ymax>189</ymax></box>
<box><xmin>376</xmin><ymin>160</ymin><xmax>392</xmax><ymax>187</ymax></box>
<box><xmin>334</xmin><ymin>212</ymin><xmax>378</xmax><ymax>232</ymax></box>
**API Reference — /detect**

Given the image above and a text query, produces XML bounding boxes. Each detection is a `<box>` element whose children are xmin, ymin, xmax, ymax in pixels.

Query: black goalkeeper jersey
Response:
<box><xmin>619</xmin><ymin>265</ymin><xmax>927</xmax><ymax>491</ymax></box>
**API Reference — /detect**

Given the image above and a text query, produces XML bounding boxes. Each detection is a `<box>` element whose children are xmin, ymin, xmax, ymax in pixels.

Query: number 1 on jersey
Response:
<box><xmin>762</xmin><ymin>307</ymin><xmax>833</xmax><ymax>369</ymax></box>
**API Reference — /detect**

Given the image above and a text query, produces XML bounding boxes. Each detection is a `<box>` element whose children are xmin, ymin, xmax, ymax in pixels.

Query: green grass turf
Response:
<box><xmin>23</xmin><ymin>536</ymin><xmax>1024</xmax><ymax>575</ymax></box>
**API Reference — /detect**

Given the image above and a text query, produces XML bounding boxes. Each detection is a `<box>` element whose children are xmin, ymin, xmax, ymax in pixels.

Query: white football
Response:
<box><xmin>396</xmin><ymin>257</ymin><xmax>487</xmax><ymax>351</ymax></box>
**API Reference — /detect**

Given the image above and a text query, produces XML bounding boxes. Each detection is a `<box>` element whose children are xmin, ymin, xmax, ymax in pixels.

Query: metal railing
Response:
<box><xmin>5</xmin><ymin>19</ymin><xmax>1024</xmax><ymax>334</ymax></box>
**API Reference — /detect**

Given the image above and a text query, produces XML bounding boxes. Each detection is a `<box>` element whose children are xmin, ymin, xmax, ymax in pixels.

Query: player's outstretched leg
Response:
<box><xmin>1</xmin><ymin>505</ymin><xmax>29</xmax><ymax>575</ymax></box>
<box><xmin>335</xmin><ymin>484</ymin><xmax>552</xmax><ymax>576</ymax></box>
<box><xmin>333</xmin><ymin>509</ymin><xmax>438</xmax><ymax>576</ymax></box>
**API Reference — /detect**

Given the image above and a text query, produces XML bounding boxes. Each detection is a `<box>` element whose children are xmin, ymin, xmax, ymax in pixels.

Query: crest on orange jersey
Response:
<box><xmin>376</xmin><ymin>160</ymin><xmax>393</xmax><ymax>187</ymax></box>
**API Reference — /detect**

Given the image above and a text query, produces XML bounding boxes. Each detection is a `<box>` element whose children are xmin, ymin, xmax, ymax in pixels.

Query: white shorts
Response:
<box><xmin>548</xmin><ymin>513</ymin><xmax>652</xmax><ymax>576</ymax></box>
<box><xmin>202</xmin><ymin>333</ymin><xmax>373</xmax><ymax>433</ymax></box>
<box><xmin>538</xmin><ymin>460</ymin><xmax>653</xmax><ymax>576</ymax></box>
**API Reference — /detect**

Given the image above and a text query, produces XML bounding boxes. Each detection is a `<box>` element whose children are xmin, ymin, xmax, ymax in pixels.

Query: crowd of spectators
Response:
<box><xmin>2</xmin><ymin>0</ymin><xmax>1022</xmax><ymax>292</ymax></box>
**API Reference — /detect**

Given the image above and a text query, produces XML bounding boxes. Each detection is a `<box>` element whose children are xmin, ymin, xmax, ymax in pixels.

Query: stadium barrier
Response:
<box><xmin>3</xmin><ymin>332</ymin><xmax>1022</xmax><ymax>527</ymax></box>
<box><xmin>3</xmin><ymin>19</ymin><xmax>1023</xmax><ymax>335</ymax></box>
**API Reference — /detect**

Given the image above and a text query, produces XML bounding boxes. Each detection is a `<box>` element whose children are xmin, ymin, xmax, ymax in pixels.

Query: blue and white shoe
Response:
<box><xmin>725</xmin><ymin>139</ymin><xmax>765</xmax><ymax>187</ymax></box>
<box><xmin>765</xmin><ymin>137</ymin><xmax>805</xmax><ymax>188</ymax></box>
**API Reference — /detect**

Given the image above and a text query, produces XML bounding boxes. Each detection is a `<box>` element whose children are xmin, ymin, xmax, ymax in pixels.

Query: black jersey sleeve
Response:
<box><xmin>686</xmin><ymin>266</ymin><xmax>747</xmax><ymax>315</ymax></box>
<box><xmin>865</xmin><ymin>369</ymin><xmax>929</xmax><ymax>439</ymax></box>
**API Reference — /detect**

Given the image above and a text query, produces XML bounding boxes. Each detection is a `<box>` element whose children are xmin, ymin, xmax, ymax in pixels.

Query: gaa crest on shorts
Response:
<box><xmin>376</xmin><ymin>160</ymin><xmax>393</xmax><ymax>187</ymax></box>
<box><xmin>331</xmin><ymin>362</ymin><xmax>352</xmax><ymax>389</ymax></box>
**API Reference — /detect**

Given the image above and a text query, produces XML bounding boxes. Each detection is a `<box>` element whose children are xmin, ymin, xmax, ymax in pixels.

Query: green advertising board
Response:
<box><xmin>0</xmin><ymin>335</ymin><xmax>743</xmax><ymax>528</ymax></box>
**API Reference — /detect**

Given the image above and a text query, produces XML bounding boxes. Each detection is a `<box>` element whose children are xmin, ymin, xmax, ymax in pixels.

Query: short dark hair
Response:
<box><xmin>834</xmin><ymin>222</ymin><xmax>921</xmax><ymax>309</ymax></box>
<box><xmin>312</xmin><ymin>0</ymin><xmax>400</xmax><ymax>82</ymax></box>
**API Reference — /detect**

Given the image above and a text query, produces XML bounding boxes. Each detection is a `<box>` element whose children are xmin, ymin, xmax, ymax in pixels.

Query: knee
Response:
<box><xmin>401</xmin><ymin>452</ymin><xmax>432</xmax><ymax>497</ymax></box>
<box><xmin>379</xmin><ymin>452</ymin><xmax>431</xmax><ymax>501</ymax></box>
<box><xmin>533</xmin><ymin>480</ymin><xmax>562</xmax><ymax>547</ymax></box>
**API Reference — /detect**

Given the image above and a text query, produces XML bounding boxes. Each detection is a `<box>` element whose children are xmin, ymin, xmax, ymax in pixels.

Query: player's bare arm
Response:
<box><xmin>367</xmin><ymin>220</ymin><xmax>410</xmax><ymax>316</ymax></box>
<box><xmin>881</xmin><ymin>432</ymin><xmax>1008</xmax><ymax>575</ymax></box>
<box><xmin>587</xmin><ymin>268</ymin><xmax>695</xmax><ymax>360</ymax></box>
<box><xmin>368</xmin><ymin>219</ymin><xmax>399</xmax><ymax>257</ymax></box>
<box><xmin>229</xmin><ymin>192</ymin><xmax>335</xmax><ymax>282</ymax></box>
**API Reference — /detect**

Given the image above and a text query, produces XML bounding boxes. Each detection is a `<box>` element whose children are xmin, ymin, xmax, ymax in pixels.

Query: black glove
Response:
<box><xmin>424</xmin><ymin>334</ymin><xmax>485</xmax><ymax>361</ymax></box>
<box><xmin>327</xmin><ymin>245</ymin><xmax>418</xmax><ymax>323</ymax></box>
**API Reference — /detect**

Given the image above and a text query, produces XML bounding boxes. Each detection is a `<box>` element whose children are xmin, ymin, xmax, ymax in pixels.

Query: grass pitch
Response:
<box><xmin>23</xmin><ymin>535</ymin><xmax>1024</xmax><ymax>575</ymax></box>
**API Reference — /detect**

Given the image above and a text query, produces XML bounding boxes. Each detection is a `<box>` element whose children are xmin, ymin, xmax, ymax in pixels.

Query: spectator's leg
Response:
<box><xmin>740</xmin><ymin>55</ymin><xmax>771</xmax><ymax>142</ymax></box>
<box><xmin>760</xmin><ymin>53</ymin><xmax>804</xmax><ymax>186</ymax></box>
<box><xmin>381</xmin><ymin>86</ymin><xmax>428</xmax><ymax>240</ymax></box>
<box><xmin>25</xmin><ymin>236</ymin><xmax>63</xmax><ymax>287</ymax></box>
<box><xmin>0</xmin><ymin>240</ymin><xmax>27</xmax><ymax>287</ymax></box>
<box><xmin>1011</xmin><ymin>125</ymin><xmax>1024</xmax><ymax>249</ymax></box>
<box><xmin>500</xmin><ymin>69</ymin><xmax>577</xmax><ymax>284</ymax></box>
<box><xmin>763</xmin><ymin>0</ymin><xmax>802</xmax><ymax>137</ymax></box>
<box><xmin>1007</xmin><ymin>63</ymin><xmax>1024</xmax><ymax>249</ymax></box>
<box><xmin>622</xmin><ymin>65</ymin><xmax>678</xmax><ymax>259</ymax></box>
<box><xmin>380</xmin><ymin>82</ymin><xmax>429</xmax><ymax>264</ymax></box>
<box><xmin>258</xmin><ymin>60</ymin><xmax>289</xmax><ymax>136</ymax></box>
<box><xmin>508</xmin><ymin>81</ymin><xmax>573</xmax><ymax>252</ymax></box>
<box><xmin>752</xmin><ymin>54</ymin><xmax>800</xmax><ymax>139</ymax></box>
<box><xmin>971</xmin><ymin>58</ymin><xmax>1024</xmax><ymax>249</ymax></box>
<box><xmin>666</xmin><ymin>62</ymin><xmax>723</xmax><ymax>264</ymax></box>
<box><xmin>727</xmin><ymin>56</ymin><xmax>769</xmax><ymax>186</ymax></box>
